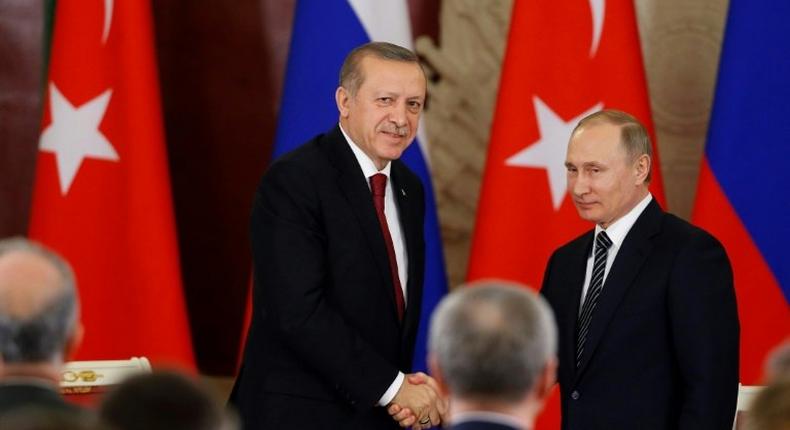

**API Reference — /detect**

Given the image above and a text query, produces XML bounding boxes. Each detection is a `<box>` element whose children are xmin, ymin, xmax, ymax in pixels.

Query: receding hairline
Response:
<box><xmin>572</xmin><ymin>110</ymin><xmax>651</xmax><ymax>155</ymax></box>
<box><xmin>0</xmin><ymin>237</ymin><xmax>77</xmax><ymax>319</ymax></box>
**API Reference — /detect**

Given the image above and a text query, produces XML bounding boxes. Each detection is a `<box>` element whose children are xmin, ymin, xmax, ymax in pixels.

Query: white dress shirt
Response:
<box><xmin>340</xmin><ymin>124</ymin><xmax>408</xmax><ymax>405</ymax></box>
<box><xmin>579</xmin><ymin>193</ymin><xmax>653</xmax><ymax>312</ymax></box>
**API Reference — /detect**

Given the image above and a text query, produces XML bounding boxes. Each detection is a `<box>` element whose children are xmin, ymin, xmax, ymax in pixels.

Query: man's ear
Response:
<box><xmin>63</xmin><ymin>322</ymin><xmax>84</xmax><ymax>361</ymax></box>
<box><xmin>336</xmin><ymin>86</ymin><xmax>351</xmax><ymax>118</ymax></box>
<box><xmin>634</xmin><ymin>154</ymin><xmax>651</xmax><ymax>184</ymax></box>
<box><xmin>534</xmin><ymin>357</ymin><xmax>558</xmax><ymax>402</ymax></box>
<box><xmin>427</xmin><ymin>354</ymin><xmax>451</xmax><ymax>397</ymax></box>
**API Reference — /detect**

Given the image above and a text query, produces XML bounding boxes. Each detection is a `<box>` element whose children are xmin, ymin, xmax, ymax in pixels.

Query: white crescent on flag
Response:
<box><xmin>102</xmin><ymin>0</ymin><xmax>114</xmax><ymax>44</ymax></box>
<box><xmin>590</xmin><ymin>0</ymin><xmax>605</xmax><ymax>57</ymax></box>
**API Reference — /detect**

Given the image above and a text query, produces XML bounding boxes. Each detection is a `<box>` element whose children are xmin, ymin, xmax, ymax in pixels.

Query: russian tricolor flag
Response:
<box><xmin>272</xmin><ymin>0</ymin><xmax>448</xmax><ymax>372</ymax></box>
<box><xmin>692</xmin><ymin>0</ymin><xmax>790</xmax><ymax>384</ymax></box>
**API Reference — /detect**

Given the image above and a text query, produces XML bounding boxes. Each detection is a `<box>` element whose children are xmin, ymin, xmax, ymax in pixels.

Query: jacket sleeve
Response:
<box><xmin>669</xmin><ymin>230</ymin><xmax>740</xmax><ymax>430</ymax></box>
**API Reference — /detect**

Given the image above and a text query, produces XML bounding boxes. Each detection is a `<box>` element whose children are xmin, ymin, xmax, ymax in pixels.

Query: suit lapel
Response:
<box><xmin>565</xmin><ymin>232</ymin><xmax>594</xmax><ymax>382</ymax></box>
<box><xmin>325</xmin><ymin>126</ymin><xmax>400</xmax><ymax>323</ymax></box>
<box><xmin>575</xmin><ymin>200</ymin><xmax>663</xmax><ymax>378</ymax></box>
<box><xmin>391</xmin><ymin>162</ymin><xmax>421</xmax><ymax>344</ymax></box>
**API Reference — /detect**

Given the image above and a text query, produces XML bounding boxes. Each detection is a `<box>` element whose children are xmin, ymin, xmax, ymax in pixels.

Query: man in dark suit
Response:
<box><xmin>230</xmin><ymin>42</ymin><xmax>444</xmax><ymax>429</ymax></box>
<box><xmin>0</xmin><ymin>237</ymin><xmax>83</xmax><ymax>418</ymax></box>
<box><xmin>425</xmin><ymin>281</ymin><xmax>557</xmax><ymax>430</ymax></box>
<box><xmin>541</xmin><ymin>110</ymin><xmax>739</xmax><ymax>430</ymax></box>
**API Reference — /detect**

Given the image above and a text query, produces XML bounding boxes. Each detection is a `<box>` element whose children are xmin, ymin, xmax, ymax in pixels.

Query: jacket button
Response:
<box><xmin>571</xmin><ymin>390</ymin><xmax>580</xmax><ymax>400</ymax></box>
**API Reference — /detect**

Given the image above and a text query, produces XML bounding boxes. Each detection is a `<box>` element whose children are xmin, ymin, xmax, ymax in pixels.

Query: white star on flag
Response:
<box><xmin>506</xmin><ymin>97</ymin><xmax>602</xmax><ymax>210</ymax></box>
<box><xmin>39</xmin><ymin>83</ymin><xmax>119</xmax><ymax>195</ymax></box>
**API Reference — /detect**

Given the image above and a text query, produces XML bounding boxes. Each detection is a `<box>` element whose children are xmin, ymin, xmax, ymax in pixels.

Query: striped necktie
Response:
<box><xmin>576</xmin><ymin>231</ymin><xmax>613</xmax><ymax>368</ymax></box>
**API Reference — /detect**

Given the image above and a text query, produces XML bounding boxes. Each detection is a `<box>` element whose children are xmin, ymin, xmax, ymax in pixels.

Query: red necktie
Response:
<box><xmin>370</xmin><ymin>173</ymin><xmax>405</xmax><ymax>322</ymax></box>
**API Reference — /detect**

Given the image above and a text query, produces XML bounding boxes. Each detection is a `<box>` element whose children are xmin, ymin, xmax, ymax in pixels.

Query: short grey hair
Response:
<box><xmin>572</xmin><ymin>109</ymin><xmax>653</xmax><ymax>183</ymax></box>
<box><xmin>339</xmin><ymin>41</ymin><xmax>424</xmax><ymax>96</ymax></box>
<box><xmin>429</xmin><ymin>281</ymin><xmax>557</xmax><ymax>402</ymax></box>
<box><xmin>0</xmin><ymin>237</ymin><xmax>78</xmax><ymax>363</ymax></box>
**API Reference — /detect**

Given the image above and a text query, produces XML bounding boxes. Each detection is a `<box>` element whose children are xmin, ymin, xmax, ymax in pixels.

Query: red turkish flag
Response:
<box><xmin>468</xmin><ymin>0</ymin><xmax>664</xmax><ymax>427</ymax></box>
<box><xmin>29</xmin><ymin>0</ymin><xmax>195</xmax><ymax>369</ymax></box>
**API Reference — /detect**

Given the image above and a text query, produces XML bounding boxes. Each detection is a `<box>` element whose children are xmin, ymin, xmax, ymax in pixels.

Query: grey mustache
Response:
<box><xmin>378</xmin><ymin>124</ymin><xmax>409</xmax><ymax>137</ymax></box>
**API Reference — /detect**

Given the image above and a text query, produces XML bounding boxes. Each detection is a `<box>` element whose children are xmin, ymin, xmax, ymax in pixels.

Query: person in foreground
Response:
<box><xmin>540</xmin><ymin>110</ymin><xmax>739</xmax><ymax>429</ymax></box>
<box><xmin>100</xmin><ymin>371</ymin><xmax>237</xmax><ymax>430</ymax></box>
<box><xmin>0</xmin><ymin>237</ymin><xmax>84</xmax><ymax>418</ymax></box>
<box><xmin>425</xmin><ymin>281</ymin><xmax>557</xmax><ymax>430</ymax></box>
<box><xmin>230</xmin><ymin>41</ymin><xmax>444</xmax><ymax>429</ymax></box>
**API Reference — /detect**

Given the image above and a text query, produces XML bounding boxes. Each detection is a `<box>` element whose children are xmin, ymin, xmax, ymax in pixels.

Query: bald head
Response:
<box><xmin>0</xmin><ymin>237</ymin><xmax>78</xmax><ymax>364</ymax></box>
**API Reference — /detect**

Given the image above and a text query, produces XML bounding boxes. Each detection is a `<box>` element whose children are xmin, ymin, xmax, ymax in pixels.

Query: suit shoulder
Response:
<box><xmin>552</xmin><ymin>229</ymin><xmax>594</xmax><ymax>259</ymax></box>
<box><xmin>271</xmin><ymin>135</ymin><xmax>330</xmax><ymax>170</ymax></box>
<box><xmin>660</xmin><ymin>212</ymin><xmax>725</xmax><ymax>250</ymax></box>
<box><xmin>259</xmin><ymin>134</ymin><xmax>335</xmax><ymax>186</ymax></box>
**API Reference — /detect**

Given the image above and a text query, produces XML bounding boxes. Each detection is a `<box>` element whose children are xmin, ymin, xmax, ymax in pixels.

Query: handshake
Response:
<box><xmin>386</xmin><ymin>372</ymin><xmax>448</xmax><ymax>429</ymax></box>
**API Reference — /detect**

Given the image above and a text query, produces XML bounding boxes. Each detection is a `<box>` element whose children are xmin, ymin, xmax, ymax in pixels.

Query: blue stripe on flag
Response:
<box><xmin>273</xmin><ymin>0</ymin><xmax>449</xmax><ymax>372</ymax></box>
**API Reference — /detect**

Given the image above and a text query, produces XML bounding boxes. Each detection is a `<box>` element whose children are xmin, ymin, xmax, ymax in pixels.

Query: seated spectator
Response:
<box><xmin>0</xmin><ymin>237</ymin><xmax>84</xmax><ymax>418</ymax></box>
<box><xmin>99</xmin><ymin>371</ymin><xmax>237</xmax><ymax>430</ymax></box>
<box><xmin>425</xmin><ymin>280</ymin><xmax>557</xmax><ymax>430</ymax></box>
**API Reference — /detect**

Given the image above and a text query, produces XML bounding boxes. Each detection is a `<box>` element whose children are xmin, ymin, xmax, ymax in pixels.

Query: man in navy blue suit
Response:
<box><xmin>541</xmin><ymin>110</ymin><xmax>739</xmax><ymax>429</ymax></box>
<box><xmin>426</xmin><ymin>281</ymin><xmax>558</xmax><ymax>430</ymax></box>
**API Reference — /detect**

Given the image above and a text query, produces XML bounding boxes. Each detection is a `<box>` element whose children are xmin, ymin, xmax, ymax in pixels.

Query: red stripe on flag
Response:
<box><xmin>693</xmin><ymin>160</ymin><xmax>790</xmax><ymax>383</ymax></box>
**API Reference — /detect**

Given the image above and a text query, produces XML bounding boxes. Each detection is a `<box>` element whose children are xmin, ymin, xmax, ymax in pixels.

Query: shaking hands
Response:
<box><xmin>387</xmin><ymin>372</ymin><xmax>448</xmax><ymax>429</ymax></box>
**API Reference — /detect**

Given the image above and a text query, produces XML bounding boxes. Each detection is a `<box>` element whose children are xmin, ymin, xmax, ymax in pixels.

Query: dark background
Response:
<box><xmin>0</xmin><ymin>0</ymin><xmax>439</xmax><ymax>375</ymax></box>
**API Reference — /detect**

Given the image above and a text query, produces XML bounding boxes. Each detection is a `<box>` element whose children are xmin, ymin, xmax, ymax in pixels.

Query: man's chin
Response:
<box><xmin>574</xmin><ymin>208</ymin><xmax>600</xmax><ymax>225</ymax></box>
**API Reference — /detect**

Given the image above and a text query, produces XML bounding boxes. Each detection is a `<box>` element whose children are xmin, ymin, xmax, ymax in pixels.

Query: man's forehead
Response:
<box><xmin>358</xmin><ymin>57</ymin><xmax>425</xmax><ymax>87</ymax></box>
<box><xmin>570</xmin><ymin>123</ymin><xmax>623</xmax><ymax>150</ymax></box>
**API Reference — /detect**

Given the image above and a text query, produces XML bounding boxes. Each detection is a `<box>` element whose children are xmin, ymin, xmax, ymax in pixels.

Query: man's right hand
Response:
<box><xmin>387</xmin><ymin>372</ymin><xmax>444</xmax><ymax>429</ymax></box>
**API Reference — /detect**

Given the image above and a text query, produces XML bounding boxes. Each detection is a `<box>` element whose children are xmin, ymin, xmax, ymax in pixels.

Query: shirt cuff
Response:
<box><xmin>377</xmin><ymin>371</ymin><xmax>404</xmax><ymax>406</ymax></box>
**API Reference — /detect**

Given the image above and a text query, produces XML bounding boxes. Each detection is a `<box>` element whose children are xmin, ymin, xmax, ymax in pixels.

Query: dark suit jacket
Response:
<box><xmin>230</xmin><ymin>126</ymin><xmax>425</xmax><ymax>429</ymax></box>
<box><xmin>541</xmin><ymin>199</ymin><xmax>739</xmax><ymax>430</ymax></box>
<box><xmin>0</xmin><ymin>382</ymin><xmax>82</xmax><ymax>417</ymax></box>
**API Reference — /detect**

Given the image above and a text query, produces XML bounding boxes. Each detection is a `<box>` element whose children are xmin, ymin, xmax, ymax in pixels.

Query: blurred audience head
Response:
<box><xmin>0</xmin><ymin>408</ymin><xmax>102</xmax><ymax>430</ymax></box>
<box><xmin>746</xmin><ymin>377</ymin><xmax>790</xmax><ymax>430</ymax></box>
<box><xmin>428</xmin><ymin>281</ymin><xmax>558</xmax><ymax>424</ymax></box>
<box><xmin>99</xmin><ymin>371</ymin><xmax>237</xmax><ymax>430</ymax></box>
<box><xmin>764</xmin><ymin>338</ymin><xmax>790</xmax><ymax>383</ymax></box>
<box><xmin>0</xmin><ymin>237</ymin><xmax>82</xmax><ymax>379</ymax></box>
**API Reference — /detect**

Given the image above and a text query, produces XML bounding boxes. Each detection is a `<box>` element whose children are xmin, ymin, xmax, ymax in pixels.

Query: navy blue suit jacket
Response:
<box><xmin>541</xmin><ymin>199</ymin><xmax>739</xmax><ymax>430</ymax></box>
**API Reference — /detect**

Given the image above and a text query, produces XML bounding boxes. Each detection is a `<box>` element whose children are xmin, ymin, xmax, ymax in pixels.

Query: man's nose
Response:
<box><xmin>571</xmin><ymin>174</ymin><xmax>589</xmax><ymax>196</ymax></box>
<box><xmin>389</xmin><ymin>102</ymin><xmax>408</xmax><ymax>127</ymax></box>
